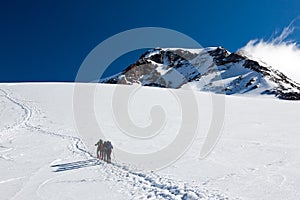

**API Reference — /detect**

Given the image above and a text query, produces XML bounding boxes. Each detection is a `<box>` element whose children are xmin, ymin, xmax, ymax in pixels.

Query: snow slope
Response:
<box><xmin>1</xmin><ymin>83</ymin><xmax>300</xmax><ymax>200</ymax></box>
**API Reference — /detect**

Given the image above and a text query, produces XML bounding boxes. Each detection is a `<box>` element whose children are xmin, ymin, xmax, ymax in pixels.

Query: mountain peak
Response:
<box><xmin>101</xmin><ymin>47</ymin><xmax>300</xmax><ymax>100</ymax></box>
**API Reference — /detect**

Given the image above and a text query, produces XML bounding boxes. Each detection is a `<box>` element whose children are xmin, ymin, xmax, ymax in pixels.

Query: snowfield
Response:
<box><xmin>0</xmin><ymin>83</ymin><xmax>300</xmax><ymax>200</ymax></box>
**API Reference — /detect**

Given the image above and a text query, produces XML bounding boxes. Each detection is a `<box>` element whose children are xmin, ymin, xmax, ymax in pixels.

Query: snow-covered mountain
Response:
<box><xmin>101</xmin><ymin>47</ymin><xmax>300</xmax><ymax>100</ymax></box>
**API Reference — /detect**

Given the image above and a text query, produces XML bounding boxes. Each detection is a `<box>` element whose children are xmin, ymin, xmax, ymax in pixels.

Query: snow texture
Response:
<box><xmin>1</xmin><ymin>83</ymin><xmax>300</xmax><ymax>199</ymax></box>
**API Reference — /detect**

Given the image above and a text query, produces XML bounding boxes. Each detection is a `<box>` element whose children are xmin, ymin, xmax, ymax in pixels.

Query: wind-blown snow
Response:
<box><xmin>240</xmin><ymin>18</ymin><xmax>300</xmax><ymax>84</ymax></box>
<box><xmin>240</xmin><ymin>40</ymin><xmax>300</xmax><ymax>84</ymax></box>
<box><xmin>1</xmin><ymin>83</ymin><xmax>300</xmax><ymax>199</ymax></box>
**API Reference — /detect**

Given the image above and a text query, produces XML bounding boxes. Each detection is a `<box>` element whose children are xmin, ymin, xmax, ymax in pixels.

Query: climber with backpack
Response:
<box><xmin>105</xmin><ymin>141</ymin><xmax>113</xmax><ymax>163</ymax></box>
<box><xmin>95</xmin><ymin>139</ymin><xmax>103</xmax><ymax>159</ymax></box>
<box><xmin>100</xmin><ymin>141</ymin><xmax>105</xmax><ymax>160</ymax></box>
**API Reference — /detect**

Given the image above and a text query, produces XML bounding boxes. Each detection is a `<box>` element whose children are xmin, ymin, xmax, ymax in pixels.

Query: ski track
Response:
<box><xmin>0</xmin><ymin>88</ymin><xmax>91</xmax><ymax>157</ymax></box>
<box><xmin>0</xmin><ymin>89</ymin><xmax>31</xmax><ymax>133</ymax></box>
<box><xmin>0</xmin><ymin>88</ymin><xmax>229</xmax><ymax>200</ymax></box>
<box><xmin>0</xmin><ymin>176</ymin><xmax>26</xmax><ymax>184</ymax></box>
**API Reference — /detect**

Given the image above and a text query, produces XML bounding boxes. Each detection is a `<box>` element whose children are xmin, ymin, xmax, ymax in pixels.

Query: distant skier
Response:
<box><xmin>105</xmin><ymin>141</ymin><xmax>113</xmax><ymax>163</ymax></box>
<box><xmin>95</xmin><ymin>139</ymin><xmax>103</xmax><ymax>159</ymax></box>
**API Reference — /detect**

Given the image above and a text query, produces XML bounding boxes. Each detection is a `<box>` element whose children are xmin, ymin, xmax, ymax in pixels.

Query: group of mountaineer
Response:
<box><xmin>95</xmin><ymin>139</ymin><xmax>113</xmax><ymax>163</ymax></box>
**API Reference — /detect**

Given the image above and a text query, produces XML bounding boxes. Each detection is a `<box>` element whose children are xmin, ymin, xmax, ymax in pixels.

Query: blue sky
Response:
<box><xmin>0</xmin><ymin>0</ymin><xmax>299</xmax><ymax>82</ymax></box>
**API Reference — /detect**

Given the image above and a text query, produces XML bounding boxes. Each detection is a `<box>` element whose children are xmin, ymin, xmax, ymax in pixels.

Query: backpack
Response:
<box><xmin>106</xmin><ymin>141</ymin><xmax>112</xmax><ymax>150</ymax></box>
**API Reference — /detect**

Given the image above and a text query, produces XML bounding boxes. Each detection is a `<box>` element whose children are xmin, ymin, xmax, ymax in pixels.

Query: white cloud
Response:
<box><xmin>240</xmin><ymin>17</ymin><xmax>300</xmax><ymax>84</ymax></box>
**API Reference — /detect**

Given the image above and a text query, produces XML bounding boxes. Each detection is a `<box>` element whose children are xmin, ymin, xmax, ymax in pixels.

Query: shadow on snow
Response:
<box><xmin>51</xmin><ymin>159</ymin><xmax>101</xmax><ymax>172</ymax></box>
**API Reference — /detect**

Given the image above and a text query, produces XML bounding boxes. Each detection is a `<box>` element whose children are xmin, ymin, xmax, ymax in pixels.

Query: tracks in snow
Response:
<box><xmin>51</xmin><ymin>158</ymin><xmax>207</xmax><ymax>199</ymax></box>
<box><xmin>0</xmin><ymin>89</ymin><xmax>32</xmax><ymax>132</ymax></box>
<box><xmin>101</xmin><ymin>161</ymin><xmax>227</xmax><ymax>200</ymax></box>
<box><xmin>0</xmin><ymin>88</ymin><xmax>229</xmax><ymax>200</ymax></box>
<box><xmin>0</xmin><ymin>88</ymin><xmax>91</xmax><ymax>158</ymax></box>
<box><xmin>50</xmin><ymin>157</ymin><xmax>228</xmax><ymax>200</ymax></box>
